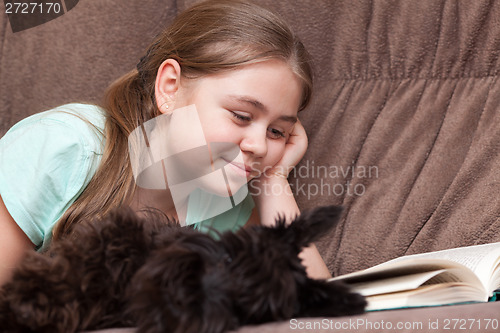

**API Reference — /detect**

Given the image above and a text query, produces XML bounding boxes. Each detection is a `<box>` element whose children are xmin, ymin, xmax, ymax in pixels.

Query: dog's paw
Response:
<box><xmin>296</xmin><ymin>279</ymin><xmax>366</xmax><ymax>318</ymax></box>
<box><xmin>340</xmin><ymin>290</ymin><xmax>367</xmax><ymax>315</ymax></box>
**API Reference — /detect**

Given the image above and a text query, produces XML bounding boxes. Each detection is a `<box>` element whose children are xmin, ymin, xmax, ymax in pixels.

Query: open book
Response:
<box><xmin>330</xmin><ymin>242</ymin><xmax>500</xmax><ymax>311</ymax></box>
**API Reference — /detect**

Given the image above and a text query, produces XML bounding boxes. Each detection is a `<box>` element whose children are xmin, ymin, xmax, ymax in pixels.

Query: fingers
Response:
<box><xmin>288</xmin><ymin>120</ymin><xmax>308</xmax><ymax>147</ymax></box>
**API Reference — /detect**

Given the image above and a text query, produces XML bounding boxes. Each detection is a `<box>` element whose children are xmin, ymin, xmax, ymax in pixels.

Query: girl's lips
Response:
<box><xmin>221</xmin><ymin>158</ymin><xmax>254</xmax><ymax>178</ymax></box>
<box><xmin>231</xmin><ymin>161</ymin><xmax>252</xmax><ymax>172</ymax></box>
<box><xmin>226</xmin><ymin>160</ymin><xmax>250</xmax><ymax>176</ymax></box>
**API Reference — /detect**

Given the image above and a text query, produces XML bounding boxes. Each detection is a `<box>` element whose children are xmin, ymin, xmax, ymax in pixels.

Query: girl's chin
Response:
<box><xmin>247</xmin><ymin>171</ymin><xmax>262</xmax><ymax>181</ymax></box>
<box><xmin>201</xmin><ymin>181</ymin><xmax>247</xmax><ymax>198</ymax></box>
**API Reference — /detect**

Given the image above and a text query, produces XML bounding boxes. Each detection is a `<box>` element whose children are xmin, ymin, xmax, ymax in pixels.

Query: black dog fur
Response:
<box><xmin>0</xmin><ymin>205</ymin><xmax>365</xmax><ymax>333</ymax></box>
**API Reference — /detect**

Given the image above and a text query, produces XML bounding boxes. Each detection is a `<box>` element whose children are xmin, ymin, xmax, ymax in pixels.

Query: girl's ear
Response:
<box><xmin>155</xmin><ymin>59</ymin><xmax>182</xmax><ymax>114</ymax></box>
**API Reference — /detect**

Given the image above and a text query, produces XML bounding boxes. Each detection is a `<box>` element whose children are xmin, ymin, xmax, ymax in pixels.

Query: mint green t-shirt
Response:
<box><xmin>0</xmin><ymin>103</ymin><xmax>254</xmax><ymax>251</ymax></box>
<box><xmin>187</xmin><ymin>186</ymin><xmax>255</xmax><ymax>236</ymax></box>
<box><xmin>0</xmin><ymin>103</ymin><xmax>106</xmax><ymax>251</ymax></box>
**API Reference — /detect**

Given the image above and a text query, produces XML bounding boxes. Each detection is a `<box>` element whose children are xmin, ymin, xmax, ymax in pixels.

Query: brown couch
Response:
<box><xmin>1</xmin><ymin>0</ymin><xmax>499</xmax><ymax>332</ymax></box>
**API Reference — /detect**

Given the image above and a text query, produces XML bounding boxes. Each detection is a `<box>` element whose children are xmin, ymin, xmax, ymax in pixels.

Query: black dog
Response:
<box><xmin>0</xmin><ymin>205</ymin><xmax>365</xmax><ymax>333</ymax></box>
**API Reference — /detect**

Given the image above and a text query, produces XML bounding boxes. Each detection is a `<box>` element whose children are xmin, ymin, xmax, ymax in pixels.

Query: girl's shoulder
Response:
<box><xmin>7</xmin><ymin>103</ymin><xmax>106</xmax><ymax>137</ymax></box>
<box><xmin>0</xmin><ymin>103</ymin><xmax>108</xmax><ymax>251</ymax></box>
<box><xmin>3</xmin><ymin>102</ymin><xmax>107</xmax><ymax>156</ymax></box>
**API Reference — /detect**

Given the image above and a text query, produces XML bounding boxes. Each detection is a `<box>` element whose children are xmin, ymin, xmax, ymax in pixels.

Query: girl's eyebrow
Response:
<box><xmin>228</xmin><ymin>94</ymin><xmax>298</xmax><ymax>124</ymax></box>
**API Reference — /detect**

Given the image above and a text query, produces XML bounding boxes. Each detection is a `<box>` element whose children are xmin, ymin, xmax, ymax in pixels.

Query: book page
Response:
<box><xmin>388</xmin><ymin>242</ymin><xmax>500</xmax><ymax>291</ymax></box>
<box><xmin>350</xmin><ymin>269</ymin><xmax>446</xmax><ymax>296</ymax></box>
<box><xmin>331</xmin><ymin>243</ymin><xmax>500</xmax><ymax>295</ymax></box>
<box><xmin>365</xmin><ymin>283</ymin><xmax>486</xmax><ymax>311</ymax></box>
<box><xmin>332</xmin><ymin>260</ymin><xmax>485</xmax><ymax>294</ymax></box>
<box><xmin>330</xmin><ymin>243</ymin><xmax>500</xmax><ymax>310</ymax></box>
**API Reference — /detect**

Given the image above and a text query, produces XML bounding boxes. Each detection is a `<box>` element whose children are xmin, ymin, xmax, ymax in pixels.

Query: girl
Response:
<box><xmin>0</xmin><ymin>0</ymin><xmax>331</xmax><ymax>286</ymax></box>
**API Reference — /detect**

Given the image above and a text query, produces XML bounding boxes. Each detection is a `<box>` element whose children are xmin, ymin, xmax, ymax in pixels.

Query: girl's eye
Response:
<box><xmin>230</xmin><ymin>111</ymin><xmax>251</xmax><ymax>123</ymax></box>
<box><xmin>267</xmin><ymin>127</ymin><xmax>286</xmax><ymax>139</ymax></box>
<box><xmin>229</xmin><ymin>110</ymin><xmax>285</xmax><ymax>139</ymax></box>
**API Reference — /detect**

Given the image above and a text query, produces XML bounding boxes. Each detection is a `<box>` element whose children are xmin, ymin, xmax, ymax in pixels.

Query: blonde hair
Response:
<box><xmin>53</xmin><ymin>0</ymin><xmax>313</xmax><ymax>240</ymax></box>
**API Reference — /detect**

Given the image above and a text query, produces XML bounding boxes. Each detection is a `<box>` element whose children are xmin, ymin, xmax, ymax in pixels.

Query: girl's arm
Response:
<box><xmin>0</xmin><ymin>195</ymin><xmax>34</xmax><ymax>286</ymax></box>
<box><xmin>249</xmin><ymin>176</ymin><xmax>332</xmax><ymax>279</ymax></box>
<box><xmin>248</xmin><ymin>120</ymin><xmax>332</xmax><ymax>279</ymax></box>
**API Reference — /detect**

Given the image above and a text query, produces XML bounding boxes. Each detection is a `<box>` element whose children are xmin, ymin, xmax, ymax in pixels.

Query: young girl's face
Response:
<box><xmin>174</xmin><ymin>60</ymin><xmax>303</xmax><ymax>181</ymax></box>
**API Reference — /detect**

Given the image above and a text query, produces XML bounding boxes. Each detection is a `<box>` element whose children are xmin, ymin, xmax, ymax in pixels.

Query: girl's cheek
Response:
<box><xmin>269</xmin><ymin>143</ymin><xmax>286</xmax><ymax>165</ymax></box>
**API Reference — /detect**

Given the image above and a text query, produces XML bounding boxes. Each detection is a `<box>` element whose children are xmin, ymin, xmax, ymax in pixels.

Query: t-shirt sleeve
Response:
<box><xmin>0</xmin><ymin>113</ymin><xmax>102</xmax><ymax>250</ymax></box>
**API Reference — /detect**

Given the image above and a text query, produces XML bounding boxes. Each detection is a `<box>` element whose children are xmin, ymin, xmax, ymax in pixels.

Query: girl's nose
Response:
<box><xmin>239</xmin><ymin>127</ymin><xmax>267</xmax><ymax>158</ymax></box>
